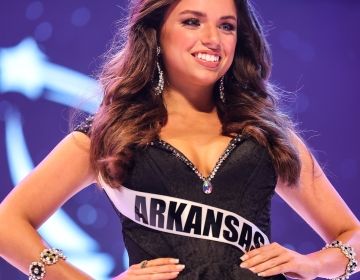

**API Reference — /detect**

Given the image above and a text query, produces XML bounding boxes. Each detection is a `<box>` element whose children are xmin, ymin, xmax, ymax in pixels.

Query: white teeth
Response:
<box><xmin>195</xmin><ymin>53</ymin><xmax>220</xmax><ymax>62</ymax></box>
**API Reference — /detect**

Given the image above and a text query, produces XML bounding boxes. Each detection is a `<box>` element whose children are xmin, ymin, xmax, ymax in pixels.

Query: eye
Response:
<box><xmin>181</xmin><ymin>18</ymin><xmax>200</xmax><ymax>27</ymax></box>
<box><xmin>220</xmin><ymin>22</ymin><xmax>236</xmax><ymax>32</ymax></box>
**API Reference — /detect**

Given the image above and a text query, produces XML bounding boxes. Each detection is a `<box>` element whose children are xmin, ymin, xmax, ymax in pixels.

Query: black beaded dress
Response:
<box><xmin>75</xmin><ymin>116</ymin><xmax>287</xmax><ymax>280</ymax></box>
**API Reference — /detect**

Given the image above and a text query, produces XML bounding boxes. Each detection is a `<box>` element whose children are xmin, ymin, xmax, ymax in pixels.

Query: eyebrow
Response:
<box><xmin>179</xmin><ymin>10</ymin><xmax>237</xmax><ymax>21</ymax></box>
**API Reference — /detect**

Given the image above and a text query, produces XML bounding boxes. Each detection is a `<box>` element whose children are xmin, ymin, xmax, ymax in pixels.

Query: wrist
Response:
<box><xmin>29</xmin><ymin>248</ymin><xmax>66</xmax><ymax>280</ymax></box>
<box><xmin>322</xmin><ymin>240</ymin><xmax>358</xmax><ymax>280</ymax></box>
<box><xmin>28</xmin><ymin>247</ymin><xmax>93</xmax><ymax>280</ymax></box>
<box><xmin>305</xmin><ymin>251</ymin><xmax>322</xmax><ymax>278</ymax></box>
<box><xmin>307</xmin><ymin>241</ymin><xmax>357</xmax><ymax>279</ymax></box>
<box><xmin>307</xmin><ymin>248</ymin><xmax>348</xmax><ymax>279</ymax></box>
<box><xmin>45</xmin><ymin>259</ymin><xmax>93</xmax><ymax>280</ymax></box>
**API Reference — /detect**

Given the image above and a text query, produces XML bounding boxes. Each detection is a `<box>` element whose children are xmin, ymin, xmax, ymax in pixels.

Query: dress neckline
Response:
<box><xmin>152</xmin><ymin>134</ymin><xmax>243</xmax><ymax>194</ymax></box>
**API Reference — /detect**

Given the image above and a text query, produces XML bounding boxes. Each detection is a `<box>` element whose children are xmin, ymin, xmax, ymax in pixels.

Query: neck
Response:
<box><xmin>163</xmin><ymin>83</ymin><xmax>217</xmax><ymax>116</ymax></box>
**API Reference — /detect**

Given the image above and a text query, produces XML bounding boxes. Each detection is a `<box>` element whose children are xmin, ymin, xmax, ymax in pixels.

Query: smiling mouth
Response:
<box><xmin>192</xmin><ymin>52</ymin><xmax>221</xmax><ymax>62</ymax></box>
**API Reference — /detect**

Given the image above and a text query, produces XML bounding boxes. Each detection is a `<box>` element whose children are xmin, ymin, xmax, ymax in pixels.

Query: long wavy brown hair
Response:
<box><xmin>90</xmin><ymin>0</ymin><xmax>301</xmax><ymax>188</ymax></box>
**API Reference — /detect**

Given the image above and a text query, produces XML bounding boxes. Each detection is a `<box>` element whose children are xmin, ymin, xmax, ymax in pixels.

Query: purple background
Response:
<box><xmin>0</xmin><ymin>1</ymin><xmax>359</xmax><ymax>279</ymax></box>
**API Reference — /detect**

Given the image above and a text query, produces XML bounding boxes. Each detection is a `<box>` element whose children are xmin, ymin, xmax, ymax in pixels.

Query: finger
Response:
<box><xmin>131</xmin><ymin>264</ymin><xmax>185</xmax><ymax>275</ymax></box>
<box><xmin>241</xmin><ymin>242</ymin><xmax>282</xmax><ymax>261</ymax></box>
<box><xmin>241</xmin><ymin>245</ymin><xmax>284</xmax><ymax>268</ymax></box>
<box><xmin>133</xmin><ymin>258</ymin><xmax>179</xmax><ymax>269</ymax></box>
<box><xmin>245</xmin><ymin>255</ymin><xmax>289</xmax><ymax>274</ymax></box>
<box><xmin>256</xmin><ymin>263</ymin><xmax>291</xmax><ymax>277</ymax></box>
<box><xmin>134</xmin><ymin>271</ymin><xmax>181</xmax><ymax>280</ymax></box>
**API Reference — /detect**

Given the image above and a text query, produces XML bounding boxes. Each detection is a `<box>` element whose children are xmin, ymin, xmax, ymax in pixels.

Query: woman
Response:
<box><xmin>0</xmin><ymin>0</ymin><xmax>359</xmax><ymax>279</ymax></box>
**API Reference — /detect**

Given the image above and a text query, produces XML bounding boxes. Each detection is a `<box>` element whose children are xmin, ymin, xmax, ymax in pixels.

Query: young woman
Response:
<box><xmin>0</xmin><ymin>0</ymin><xmax>359</xmax><ymax>279</ymax></box>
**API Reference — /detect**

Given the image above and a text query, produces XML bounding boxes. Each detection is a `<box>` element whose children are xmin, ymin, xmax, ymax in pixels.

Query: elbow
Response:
<box><xmin>334</xmin><ymin>223</ymin><xmax>360</xmax><ymax>241</ymax></box>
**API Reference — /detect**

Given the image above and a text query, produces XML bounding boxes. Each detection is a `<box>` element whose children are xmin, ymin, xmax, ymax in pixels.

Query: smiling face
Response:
<box><xmin>159</xmin><ymin>0</ymin><xmax>238</xmax><ymax>90</ymax></box>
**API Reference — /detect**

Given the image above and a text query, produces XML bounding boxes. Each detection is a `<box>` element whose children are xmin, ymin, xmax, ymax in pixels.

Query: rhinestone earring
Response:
<box><xmin>219</xmin><ymin>76</ymin><xmax>225</xmax><ymax>103</ymax></box>
<box><xmin>154</xmin><ymin>46</ymin><xmax>164</xmax><ymax>96</ymax></box>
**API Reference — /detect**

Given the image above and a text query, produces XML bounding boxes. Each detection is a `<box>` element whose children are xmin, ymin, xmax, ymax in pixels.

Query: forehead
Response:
<box><xmin>165</xmin><ymin>0</ymin><xmax>237</xmax><ymax>19</ymax></box>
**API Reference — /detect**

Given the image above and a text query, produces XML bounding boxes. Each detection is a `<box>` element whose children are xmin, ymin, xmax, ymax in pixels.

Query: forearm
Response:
<box><xmin>307</xmin><ymin>227</ymin><xmax>360</xmax><ymax>279</ymax></box>
<box><xmin>0</xmin><ymin>218</ymin><xmax>93</xmax><ymax>280</ymax></box>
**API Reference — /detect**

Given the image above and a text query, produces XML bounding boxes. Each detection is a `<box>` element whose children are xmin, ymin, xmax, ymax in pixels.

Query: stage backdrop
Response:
<box><xmin>1</xmin><ymin>1</ymin><xmax>359</xmax><ymax>279</ymax></box>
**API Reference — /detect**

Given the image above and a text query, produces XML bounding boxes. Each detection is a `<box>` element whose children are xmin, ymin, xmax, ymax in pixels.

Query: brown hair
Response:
<box><xmin>90</xmin><ymin>0</ymin><xmax>301</xmax><ymax>188</ymax></box>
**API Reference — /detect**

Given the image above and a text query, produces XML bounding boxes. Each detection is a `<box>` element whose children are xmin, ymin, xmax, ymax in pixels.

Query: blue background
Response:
<box><xmin>0</xmin><ymin>1</ymin><xmax>359</xmax><ymax>279</ymax></box>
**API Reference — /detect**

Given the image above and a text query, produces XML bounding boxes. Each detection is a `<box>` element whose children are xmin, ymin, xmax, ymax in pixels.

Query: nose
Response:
<box><xmin>201</xmin><ymin>24</ymin><xmax>220</xmax><ymax>50</ymax></box>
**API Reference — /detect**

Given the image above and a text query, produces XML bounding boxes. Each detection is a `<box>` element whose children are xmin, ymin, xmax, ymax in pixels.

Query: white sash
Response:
<box><xmin>101</xmin><ymin>182</ymin><xmax>269</xmax><ymax>254</ymax></box>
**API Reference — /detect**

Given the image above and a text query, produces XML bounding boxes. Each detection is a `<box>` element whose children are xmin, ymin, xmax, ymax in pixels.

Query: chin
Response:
<box><xmin>191</xmin><ymin>73</ymin><xmax>220</xmax><ymax>86</ymax></box>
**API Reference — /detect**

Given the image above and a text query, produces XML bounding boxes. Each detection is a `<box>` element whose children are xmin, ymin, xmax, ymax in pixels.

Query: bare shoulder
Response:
<box><xmin>0</xmin><ymin>131</ymin><xmax>96</xmax><ymax>229</ymax></box>
<box><xmin>36</xmin><ymin>131</ymin><xmax>96</xmax><ymax>187</ymax></box>
<box><xmin>275</xmin><ymin>130</ymin><xmax>359</xmax><ymax>241</ymax></box>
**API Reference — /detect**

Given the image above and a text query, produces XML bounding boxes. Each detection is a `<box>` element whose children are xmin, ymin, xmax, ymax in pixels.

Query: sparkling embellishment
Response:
<box><xmin>74</xmin><ymin>115</ymin><xmax>94</xmax><ymax>135</ymax></box>
<box><xmin>322</xmin><ymin>240</ymin><xmax>358</xmax><ymax>280</ymax></box>
<box><xmin>219</xmin><ymin>76</ymin><xmax>225</xmax><ymax>103</ymax></box>
<box><xmin>29</xmin><ymin>248</ymin><xmax>67</xmax><ymax>280</ymax></box>
<box><xmin>29</xmin><ymin>261</ymin><xmax>45</xmax><ymax>280</ymax></box>
<box><xmin>40</xmin><ymin>248</ymin><xmax>66</xmax><ymax>265</ymax></box>
<box><xmin>202</xmin><ymin>180</ymin><xmax>213</xmax><ymax>194</ymax></box>
<box><xmin>154</xmin><ymin>46</ymin><xmax>164</xmax><ymax>96</ymax></box>
<box><xmin>156</xmin><ymin>134</ymin><xmax>242</xmax><ymax>194</ymax></box>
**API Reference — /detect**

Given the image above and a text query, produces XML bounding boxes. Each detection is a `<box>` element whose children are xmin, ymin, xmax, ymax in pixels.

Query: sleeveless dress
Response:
<box><xmin>75</xmin><ymin>117</ymin><xmax>287</xmax><ymax>280</ymax></box>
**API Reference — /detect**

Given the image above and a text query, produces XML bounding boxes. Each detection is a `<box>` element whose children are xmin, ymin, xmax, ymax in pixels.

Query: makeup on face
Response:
<box><xmin>160</xmin><ymin>0</ymin><xmax>237</xmax><ymax>87</ymax></box>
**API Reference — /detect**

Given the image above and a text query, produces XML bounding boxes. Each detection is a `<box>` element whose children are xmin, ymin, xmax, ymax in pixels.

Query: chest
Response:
<box><xmin>158</xmin><ymin>130</ymin><xmax>234</xmax><ymax>178</ymax></box>
<box><xmin>125</xmin><ymin>137</ymin><xmax>277</xmax><ymax>220</ymax></box>
<box><xmin>160</xmin><ymin>123</ymin><xmax>232</xmax><ymax>177</ymax></box>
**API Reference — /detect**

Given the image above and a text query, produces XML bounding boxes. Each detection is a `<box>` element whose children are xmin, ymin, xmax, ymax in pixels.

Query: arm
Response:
<box><xmin>0</xmin><ymin>132</ymin><xmax>186</xmax><ymax>280</ymax></box>
<box><xmin>276</xmin><ymin>133</ymin><xmax>360</xmax><ymax>278</ymax></box>
<box><xmin>0</xmin><ymin>132</ymin><xmax>96</xmax><ymax>279</ymax></box>
<box><xmin>240</xmin><ymin>132</ymin><xmax>360</xmax><ymax>279</ymax></box>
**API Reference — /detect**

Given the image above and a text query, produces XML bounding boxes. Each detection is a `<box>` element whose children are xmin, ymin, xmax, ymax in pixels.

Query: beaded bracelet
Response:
<box><xmin>29</xmin><ymin>248</ymin><xmax>66</xmax><ymax>280</ymax></box>
<box><xmin>322</xmin><ymin>240</ymin><xmax>358</xmax><ymax>280</ymax></box>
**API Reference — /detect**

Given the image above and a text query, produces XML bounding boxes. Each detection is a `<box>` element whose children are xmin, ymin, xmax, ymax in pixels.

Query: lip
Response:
<box><xmin>193</xmin><ymin>55</ymin><xmax>220</xmax><ymax>69</ymax></box>
<box><xmin>191</xmin><ymin>51</ymin><xmax>222</xmax><ymax>69</ymax></box>
<box><xmin>192</xmin><ymin>50</ymin><xmax>222</xmax><ymax>57</ymax></box>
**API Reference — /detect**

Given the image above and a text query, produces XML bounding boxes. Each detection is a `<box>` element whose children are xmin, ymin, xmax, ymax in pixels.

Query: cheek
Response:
<box><xmin>223</xmin><ymin>36</ymin><xmax>237</xmax><ymax>61</ymax></box>
<box><xmin>161</xmin><ymin>31</ymin><xmax>197</xmax><ymax>68</ymax></box>
<box><xmin>164</xmin><ymin>27</ymin><xmax>197</xmax><ymax>50</ymax></box>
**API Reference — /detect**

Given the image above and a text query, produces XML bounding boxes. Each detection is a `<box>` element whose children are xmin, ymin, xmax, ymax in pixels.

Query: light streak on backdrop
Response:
<box><xmin>0</xmin><ymin>38</ymin><xmax>117</xmax><ymax>280</ymax></box>
<box><xmin>0</xmin><ymin>38</ymin><xmax>101</xmax><ymax>112</ymax></box>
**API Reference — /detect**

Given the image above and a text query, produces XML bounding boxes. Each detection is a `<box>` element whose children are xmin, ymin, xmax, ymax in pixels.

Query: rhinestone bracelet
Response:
<box><xmin>29</xmin><ymin>248</ymin><xmax>66</xmax><ymax>280</ymax></box>
<box><xmin>322</xmin><ymin>240</ymin><xmax>358</xmax><ymax>280</ymax></box>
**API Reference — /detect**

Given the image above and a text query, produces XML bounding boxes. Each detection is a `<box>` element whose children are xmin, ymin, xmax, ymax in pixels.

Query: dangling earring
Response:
<box><xmin>154</xmin><ymin>46</ymin><xmax>164</xmax><ymax>96</ymax></box>
<box><xmin>219</xmin><ymin>76</ymin><xmax>225</xmax><ymax>103</ymax></box>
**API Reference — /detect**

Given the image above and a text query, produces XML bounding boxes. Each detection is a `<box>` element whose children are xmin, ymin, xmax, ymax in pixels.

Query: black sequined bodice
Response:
<box><xmin>75</xmin><ymin>117</ymin><xmax>286</xmax><ymax>280</ymax></box>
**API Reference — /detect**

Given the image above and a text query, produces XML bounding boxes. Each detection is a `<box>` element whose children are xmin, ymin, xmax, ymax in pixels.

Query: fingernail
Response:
<box><xmin>170</xmin><ymin>258</ymin><xmax>179</xmax><ymax>264</ymax></box>
<box><xmin>240</xmin><ymin>254</ymin><xmax>248</xmax><ymax>261</ymax></box>
<box><xmin>176</xmin><ymin>264</ymin><xmax>185</xmax><ymax>270</ymax></box>
<box><xmin>240</xmin><ymin>262</ymin><xmax>247</xmax><ymax>268</ymax></box>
